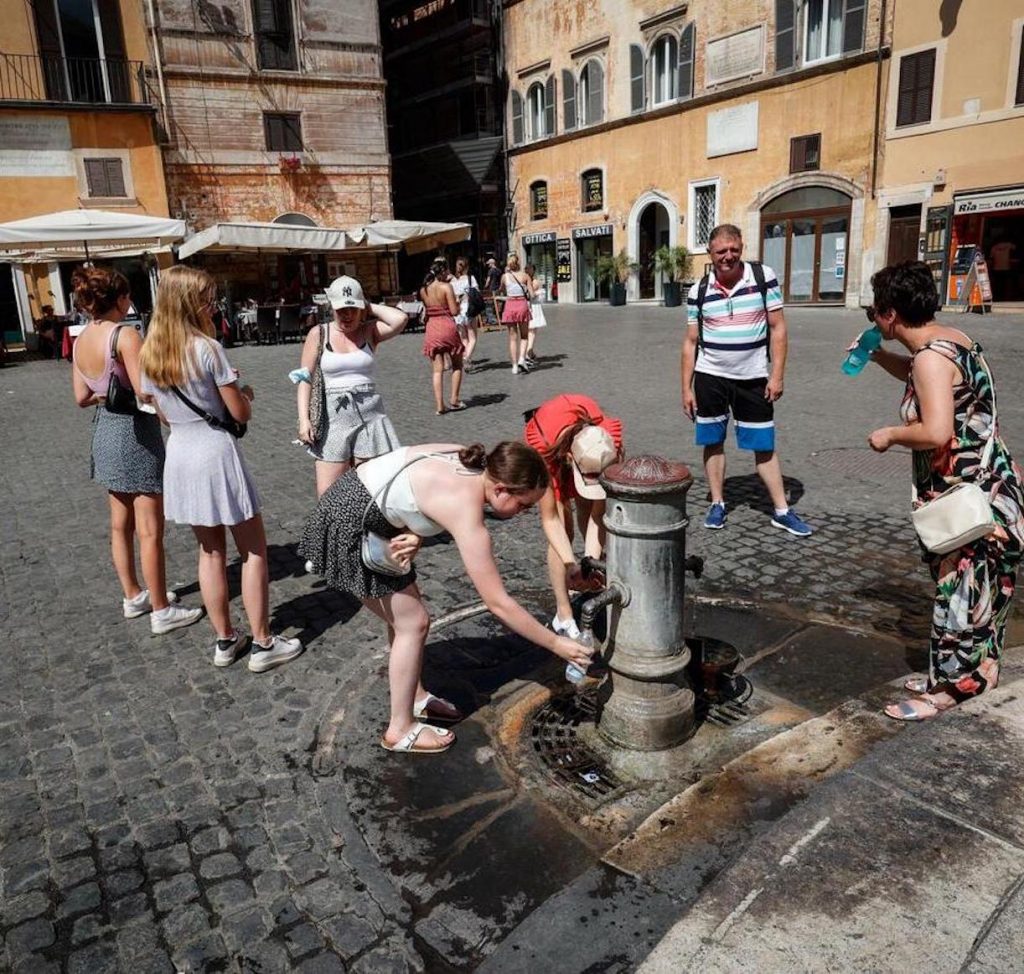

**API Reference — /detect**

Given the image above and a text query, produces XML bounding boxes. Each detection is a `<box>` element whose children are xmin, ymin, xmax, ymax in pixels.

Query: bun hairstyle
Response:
<box><xmin>71</xmin><ymin>265</ymin><xmax>130</xmax><ymax>317</ymax></box>
<box><xmin>870</xmin><ymin>260</ymin><xmax>941</xmax><ymax>326</ymax></box>
<box><xmin>506</xmin><ymin>254</ymin><xmax>521</xmax><ymax>272</ymax></box>
<box><xmin>459</xmin><ymin>441</ymin><xmax>549</xmax><ymax>493</ymax></box>
<box><xmin>421</xmin><ymin>257</ymin><xmax>450</xmax><ymax>289</ymax></box>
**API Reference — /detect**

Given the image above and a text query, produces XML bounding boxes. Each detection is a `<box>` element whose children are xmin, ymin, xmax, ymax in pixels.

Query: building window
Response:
<box><xmin>804</xmin><ymin>0</ymin><xmax>865</xmax><ymax>64</ymax></box>
<box><xmin>678</xmin><ymin>23</ymin><xmax>695</xmax><ymax>99</ymax></box>
<box><xmin>264</xmin><ymin>112</ymin><xmax>302</xmax><ymax>151</ymax></box>
<box><xmin>527</xmin><ymin>82</ymin><xmax>545</xmax><ymax>140</ymax></box>
<box><xmin>83</xmin><ymin>157</ymin><xmax>126</xmax><ymax>197</ymax></box>
<box><xmin>253</xmin><ymin>0</ymin><xmax>297</xmax><ymax>71</ymax></box>
<box><xmin>776</xmin><ymin>0</ymin><xmax>796</xmax><ymax>71</ymax></box>
<box><xmin>530</xmin><ymin>181</ymin><xmax>548</xmax><ymax>220</ymax></box>
<box><xmin>630</xmin><ymin>44</ymin><xmax>645</xmax><ymax>112</ymax></box>
<box><xmin>790</xmin><ymin>133</ymin><xmax>821</xmax><ymax>172</ymax></box>
<box><xmin>511</xmin><ymin>90</ymin><xmax>524</xmax><ymax>145</ymax></box>
<box><xmin>579</xmin><ymin>59</ymin><xmax>604</xmax><ymax>126</ymax></box>
<box><xmin>581</xmin><ymin>169</ymin><xmax>603</xmax><ymax>212</ymax></box>
<box><xmin>562</xmin><ymin>69</ymin><xmax>577</xmax><ymax>130</ymax></box>
<box><xmin>1016</xmin><ymin>28</ymin><xmax>1024</xmax><ymax>105</ymax></box>
<box><xmin>689</xmin><ymin>179</ymin><xmax>719</xmax><ymax>251</ymax></box>
<box><xmin>651</xmin><ymin>34</ymin><xmax>678</xmax><ymax>105</ymax></box>
<box><xmin>896</xmin><ymin>49</ymin><xmax>936</xmax><ymax>127</ymax></box>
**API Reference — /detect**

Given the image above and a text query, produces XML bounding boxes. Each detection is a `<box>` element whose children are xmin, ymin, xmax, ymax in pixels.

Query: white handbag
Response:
<box><xmin>911</xmin><ymin>349</ymin><xmax>998</xmax><ymax>555</ymax></box>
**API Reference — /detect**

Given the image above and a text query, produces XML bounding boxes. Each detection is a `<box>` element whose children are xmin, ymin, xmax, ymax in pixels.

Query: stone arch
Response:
<box><xmin>627</xmin><ymin>190</ymin><xmax>679</xmax><ymax>301</ymax></box>
<box><xmin>273</xmin><ymin>212</ymin><xmax>318</xmax><ymax>227</ymax></box>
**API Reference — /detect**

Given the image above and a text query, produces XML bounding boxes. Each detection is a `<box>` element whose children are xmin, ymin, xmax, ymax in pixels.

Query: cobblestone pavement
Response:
<box><xmin>2</xmin><ymin>305</ymin><xmax>1024</xmax><ymax>972</ymax></box>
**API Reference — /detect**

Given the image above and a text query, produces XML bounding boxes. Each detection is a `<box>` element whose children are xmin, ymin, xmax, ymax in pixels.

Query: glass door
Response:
<box><xmin>818</xmin><ymin>216</ymin><xmax>848</xmax><ymax>301</ymax></box>
<box><xmin>577</xmin><ymin>237</ymin><xmax>611</xmax><ymax>302</ymax></box>
<box><xmin>788</xmin><ymin>219</ymin><xmax>816</xmax><ymax>303</ymax></box>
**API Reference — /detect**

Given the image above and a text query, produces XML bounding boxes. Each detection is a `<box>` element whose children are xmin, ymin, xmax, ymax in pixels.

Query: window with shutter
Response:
<box><xmin>896</xmin><ymin>49</ymin><xmax>936</xmax><ymax>127</ymax></box>
<box><xmin>841</xmin><ymin>0</ymin><xmax>866</xmax><ymax>54</ymax></box>
<box><xmin>83</xmin><ymin>157</ymin><xmax>126</xmax><ymax>197</ymax></box>
<box><xmin>511</xmin><ymin>90</ymin><xmax>524</xmax><ymax>145</ymax></box>
<box><xmin>581</xmin><ymin>169</ymin><xmax>603</xmax><ymax>212</ymax></box>
<box><xmin>678</xmin><ymin>23</ymin><xmax>695</xmax><ymax>99</ymax></box>
<box><xmin>775</xmin><ymin>0</ymin><xmax>796</xmax><ymax>71</ymax></box>
<box><xmin>264</xmin><ymin>112</ymin><xmax>302</xmax><ymax>150</ymax></box>
<box><xmin>1016</xmin><ymin>30</ymin><xmax>1024</xmax><ymax>105</ymax></box>
<box><xmin>562</xmin><ymin>70</ymin><xmax>577</xmax><ymax>131</ymax></box>
<box><xmin>652</xmin><ymin>34</ymin><xmax>678</xmax><ymax>105</ymax></box>
<box><xmin>531</xmin><ymin>181</ymin><xmax>548</xmax><ymax>220</ymax></box>
<box><xmin>544</xmin><ymin>75</ymin><xmax>557</xmax><ymax>136</ymax></box>
<box><xmin>789</xmin><ymin>133</ymin><xmax>821</xmax><ymax>173</ymax></box>
<box><xmin>630</xmin><ymin>44</ymin><xmax>645</xmax><ymax>113</ymax></box>
<box><xmin>526</xmin><ymin>82</ymin><xmax>544</xmax><ymax>140</ymax></box>
<box><xmin>253</xmin><ymin>0</ymin><xmax>297</xmax><ymax>71</ymax></box>
<box><xmin>580</xmin><ymin>59</ymin><xmax>603</xmax><ymax>125</ymax></box>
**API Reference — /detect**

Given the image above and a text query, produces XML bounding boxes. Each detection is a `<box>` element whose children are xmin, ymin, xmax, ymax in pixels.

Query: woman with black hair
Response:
<box><xmin>862</xmin><ymin>260</ymin><xmax>1024</xmax><ymax>720</ymax></box>
<box><xmin>299</xmin><ymin>441</ymin><xmax>593</xmax><ymax>753</ymax></box>
<box><xmin>419</xmin><ymin>258</ymin><xmax>465</xmax><ymax>414</ymax></box>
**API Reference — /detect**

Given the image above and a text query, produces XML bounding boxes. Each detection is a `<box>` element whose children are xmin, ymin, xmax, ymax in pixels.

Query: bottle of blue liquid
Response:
<box><xmin>566</xmin><ymin>630</ymin><xmax>594</xmax><ymax>684</ymax></box>
<box><xmin>841</xmin><ymin>326</ymin><xmax>882</xmax><ymax>375</ymax></box>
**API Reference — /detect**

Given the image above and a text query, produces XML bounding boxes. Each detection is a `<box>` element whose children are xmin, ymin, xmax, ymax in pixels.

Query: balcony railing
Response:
<box><xmin>0</xmin><ymin>53</ymin><xmax>152</xmax><ymax>107</ymax></box>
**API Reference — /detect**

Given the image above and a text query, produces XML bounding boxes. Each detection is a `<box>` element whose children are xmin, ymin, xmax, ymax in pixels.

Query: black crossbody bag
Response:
<box><xmin>104</xmin><ymin>325</ymin><xmax>138</xmax><ymax>415</ymax></box>
<box><xmin>170</xmin><ymin>386</ymin><xmax>247</xmax><ymax>439</ymax></box>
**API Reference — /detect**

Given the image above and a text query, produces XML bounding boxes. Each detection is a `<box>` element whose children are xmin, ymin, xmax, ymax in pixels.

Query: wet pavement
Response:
<box><xmin>2</xmin><ymin>304</ymin><xmax>1024</xmax><ymax>972</ymax></box>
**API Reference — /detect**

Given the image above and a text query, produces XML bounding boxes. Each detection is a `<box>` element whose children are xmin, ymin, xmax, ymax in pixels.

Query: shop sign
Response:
<box><xmin>556</xmin><ymin>238</ymin><xmax>572</xmax><ymax>281</ymax></box>
<box><xmin>571</xmin><ymin>223</ymin><xmax>613</xmax><ymax>240</ymax></box>
<box><xmin>953</xmin><ymin>187</ymin><xmax>1024</xmax><ymax>215</ymax></box>
<box><xmin>523</xmin><ymin>231</ymin><xmax>556</xmax><ymax>245</ymax></box>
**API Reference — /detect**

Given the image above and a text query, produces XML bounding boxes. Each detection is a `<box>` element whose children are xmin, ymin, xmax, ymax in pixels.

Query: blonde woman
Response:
<box><xmin>498</xmin><ymin>254</ymin><xmax>534</xmax><ymax>374</ymax></box>
<box><xmin>139</xmin><ymin>266</ymin><xmax>303</xmax><ymax>673</ymax></box>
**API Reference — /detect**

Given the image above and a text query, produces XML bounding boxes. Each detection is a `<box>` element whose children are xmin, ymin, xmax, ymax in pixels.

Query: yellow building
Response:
<box><xmin>876</xmin><ymin>0</ymin><xmax>1024</xmax><ymax>307</ymax></box>
<box><xmin>0</xmin><ymin>0</ymin><xmax>171</xmax><ymax>342</ymax></box>
<box><xmin>503</xmin><ymin>0</ymin><xmax>891</xmax><ymax>308</ymax></box>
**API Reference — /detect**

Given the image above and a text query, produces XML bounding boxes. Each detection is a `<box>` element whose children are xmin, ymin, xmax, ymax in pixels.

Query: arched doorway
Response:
<box><xmin>760</xmin><ymin>187</ymin><xmax>852</xmax><ymax>303</ymax></box>
<box><xmin>637</xmin><ymin>201</ymin><xmax>670</xmax><ymax>299</ymax></box>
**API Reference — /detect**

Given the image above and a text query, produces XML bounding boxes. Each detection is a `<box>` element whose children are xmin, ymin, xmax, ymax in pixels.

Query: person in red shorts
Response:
<box><xmin>524</xmin><ymin>394</ymin><xmax>624</xmax><ymax>638</ymax></box>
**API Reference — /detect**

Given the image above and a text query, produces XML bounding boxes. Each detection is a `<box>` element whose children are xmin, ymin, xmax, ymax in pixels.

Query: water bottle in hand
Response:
<box><xmin>566</xmin><ymin>629</ymin><xmax>594</xmax><ymax>684</ymax></box>
<box><xmin>841</xmin><ymin>326</ymin><xmax>882</xmax><ymax>376</ymax></box>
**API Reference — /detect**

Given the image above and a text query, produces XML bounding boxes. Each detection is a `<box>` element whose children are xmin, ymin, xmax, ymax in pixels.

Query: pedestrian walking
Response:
<box><xmin>299</xmin><ymin>441</ymin><xmax>593</xmax><ymax>753</ymax></box>
<box><xmin>451</xmin><ymin>257</ymin><xmax>481</xmax><ymax>371</ymax></box>
<box><xmin>296</xmin><ymin>275</ymin><xmax>408</xmax><ymax>498</ymax></box>
<box><xmin>69</xmin><ymin>265</ymin><xmax>203</xmax><ymax>634</ymax></box>
<box><xmin>419</xmin><ymin>258</ymin><xmax>466</xmax><ymax>414</ymax></box>
<box><xmin>680</xmin><ymin>223</ymin><xmax>813</xmax><ymax>536</ymax></box>
<box><xmin>523</xmin><ymin>394</ymin><xmax>623</xmax><ymax>638</ymax></box>
<box><xmin>139</xmin><ymin>266</ymin><xmax>303</xmax><ymax>672</ymax></box>
<box><xmin>524</xmin><ymin>263</ymin><xmax>547</xmax><ymax>365</ymax></box>
<box><xmin>862</xmin><ymin>261</ymin><xmax>1024</xmax><ymax>720</ymax></box>
<box><xmin>499</xmin><ymin>255</ymin><xmax>535</xmax><ymax>375</ymax></box>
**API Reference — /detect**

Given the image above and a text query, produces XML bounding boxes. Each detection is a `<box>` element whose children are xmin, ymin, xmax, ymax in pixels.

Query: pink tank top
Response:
<box><xmin>73</xmin><ymin>323</ymin><xmax>130</xmax><ymax>395</ymax></box>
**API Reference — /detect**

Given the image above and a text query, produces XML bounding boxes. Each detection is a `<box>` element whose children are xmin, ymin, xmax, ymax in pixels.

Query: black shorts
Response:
<box><xmin>693</xmin><ymin>372</ymin><xmax>775</xmax><ymax>452</ymax></box>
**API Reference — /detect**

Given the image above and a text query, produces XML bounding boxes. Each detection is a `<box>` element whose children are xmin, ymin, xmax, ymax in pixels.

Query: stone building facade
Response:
<box><xmin>502</xmin><ymin>0</ymin><xmax>891</xmax><ymax>307</ymax></box>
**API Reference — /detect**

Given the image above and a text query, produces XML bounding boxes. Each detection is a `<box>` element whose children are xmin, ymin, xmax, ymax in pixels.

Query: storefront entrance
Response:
<box><xmin>572</xmin><ymin>225</ymin><xmax>613</xmax><ymax>302</ymax></box>
<box><xmin>760</xmin><ymin>187</ymin><xmax>851</xmax><ymax>303</ymax></box>
<box><xmin>952</xmin><ymin>187</ymin><xmax>1024</xmax><ymax>303</ymax></box>
<box><xmin>1</xmin><ymin>264</ymin><xmax>20</xmax><ymax>344</ymax></box>
<box><xmin>637</xmin><ymin>202</ymin><xmax>670</xmax><ymax>299</ymax></box>
<box><xmin>523</xmin><ymin>231</ymin><xmax>557</xmax><ymax>302</ymax></box>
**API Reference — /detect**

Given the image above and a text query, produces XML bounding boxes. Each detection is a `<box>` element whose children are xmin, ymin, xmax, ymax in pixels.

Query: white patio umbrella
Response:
<box><xmin>177</xmin><ymin>221</ymin><xmax>355</xmax><ymax>260</ymax></box>
<box><xmin>0</xmin><ymin>209</ymin><xmax>185</xmax><ymax>262</ymax></box>
<box><xmin>346</xmin><ymin>219</ymin><xmax>472</xmax><ymax>254</ymax></box>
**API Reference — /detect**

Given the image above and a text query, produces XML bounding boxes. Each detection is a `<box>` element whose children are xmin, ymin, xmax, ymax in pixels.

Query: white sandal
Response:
<box><xmin>413</xmin><ymin>693</ymin><xmax>464</xmax><ymax>721</ymax></box>
<box><xmin>380</xmin><ymin>722</ymin><xmax>454</xmax><ymax>754</ymax></box>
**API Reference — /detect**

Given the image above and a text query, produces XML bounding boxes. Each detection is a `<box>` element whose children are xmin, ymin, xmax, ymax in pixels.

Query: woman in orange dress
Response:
<box><xmin>419</xmin><ymin>258</ymin><xmax>465</xmax><ymax>414</ymax></box>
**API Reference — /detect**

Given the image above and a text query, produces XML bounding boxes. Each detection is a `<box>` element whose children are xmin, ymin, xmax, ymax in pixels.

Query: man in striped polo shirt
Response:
<box><xmin>680</xmin><ymin>224</ymin><xmax>813</xmax><ymax>537</ymax></box>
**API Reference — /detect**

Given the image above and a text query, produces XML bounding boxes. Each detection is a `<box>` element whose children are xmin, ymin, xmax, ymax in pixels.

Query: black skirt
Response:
<box><xmin>298</xmin><ymin>469</ymin><xmax>416</xmax><ymax>599</ymax></box>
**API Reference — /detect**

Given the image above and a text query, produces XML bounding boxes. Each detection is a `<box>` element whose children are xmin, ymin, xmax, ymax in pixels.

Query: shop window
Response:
<box><xmin>253</xmin><ymin>0</ymin><xmax>297</xmax><ymax>71</ymax></box>
<box><xmin>651</xmin><ymin>34</ymin><xmax>678</xmax><ymax>105</ymax></box>
<box><xmin>689</xmin><ymin>179</ymin><xmax>719</xmax><ymax>251</ymax></box>
<box><xmin>581</xmin><ymin>169</ymin><xmax>604</xmax><ymax>212</ymax></box>
<box><xmin>264</xmin><ymin>112</ymin><xmax>302</xmax><ymax>151</ymax></box>
<box><xmin>630</xmin><ymin>44</ymin><xmax>645</xmax><ymax>112</ymax></box>
<box><xmin>804</xmin><ymin>0</ymin><xmax>865</xmax><ymax>64</ymax></box>
<box><xmin>896</xmin><ymin>49</ymin><xmax>936</xmax><ymax>127</ymax></box>
<box><xmin>562</xmin><ymin>69</ymin><xmax>577</xmax><ymax>131</ymax></box>
<box><xmin>775</xmin><ymin>0</ymin><xmax>796</xmax><ymax>71</ymax></box>
<box><xmin>678</xmin><ymin>23</ymin><xmax>695</xmax><ymax>99</ymax></box>
<box><xmin>530</xmin><ymin>181</ymin><xmax>548</xmax><ymax>220</ymax></box>
<box><xmin>790</xmin><ymin>133</ymin><xmax>821</xmax><ymax>173</ymax></box>
<box><xmin>1016</xmin><ymin>30</ymin><xmax>1024</xmax><ymax>105</ymax></box>
<box><xmin>580</xmin><ymin>59</ymin><xmax>604</xmax><ymax>125</ymax></box>
<box><xmin>511</xmin><ymin>90</ymin><xmax>524</xmax><ymax>145</ymax></box>
<box><xmin>84</xmin><ymin>158</ymin><xmax>126</xmax><ymax>197</ymax></box>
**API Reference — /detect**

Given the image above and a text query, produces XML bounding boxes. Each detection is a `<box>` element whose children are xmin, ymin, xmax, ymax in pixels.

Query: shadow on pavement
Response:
<box><xmin>717</xmin><ymin>472</ymin><xmax>806</xmax><ymax>515</ymax></box>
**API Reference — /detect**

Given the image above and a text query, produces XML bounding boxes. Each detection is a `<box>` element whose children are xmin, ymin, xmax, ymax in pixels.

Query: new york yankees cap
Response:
<box><xmin>325</xmin><ymin>275</ymin><xmax>365</xmax><ymax>310</ymax></box>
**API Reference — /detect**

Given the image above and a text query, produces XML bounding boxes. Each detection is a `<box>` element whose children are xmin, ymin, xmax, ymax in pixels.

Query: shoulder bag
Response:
<box><xmin>308</xmin><ymin>324</ymin><xmax>328</xmax><ymax>444</ymax></box>
<box><xmin>911</xmin><ymin>348</ymin><xmax>998</xmax><ymax>555</ymax></box>
<box><xmin>104</xmin><ymin>325</ymin><xmax>138</xmax><ymax>415</ymax></box>
<box><xmin>171</xmin><ymin>385</ymin><xmax>247</xmax><ymax>439</ymax></box>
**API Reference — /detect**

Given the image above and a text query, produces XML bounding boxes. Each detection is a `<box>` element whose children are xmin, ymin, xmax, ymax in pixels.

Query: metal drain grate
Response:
<box><xmin>530</xmin><ymin>689</ymin><xmax>624</xmax><ymax>805</ymax></box>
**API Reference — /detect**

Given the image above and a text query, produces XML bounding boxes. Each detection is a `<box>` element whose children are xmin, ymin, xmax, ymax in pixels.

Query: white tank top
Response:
<box><xmin>321</xmin><ymin>338</ymin><xmax>376</xmax><ymax>391</ymax></box>
<box><xmin>356</xmin><ymin>448</ymin><xmax>462</xmax><ymax>537</ymax></box>
<box><xmin>504</xmin><ymin>274</ymin><xmax>527</xmax><ymax>297</ymax></box>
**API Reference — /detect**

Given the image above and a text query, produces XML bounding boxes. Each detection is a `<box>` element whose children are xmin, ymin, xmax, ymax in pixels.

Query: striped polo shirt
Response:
<box><xmin>687</xmin><ymin>262</ymin><xmax>783</xmax><ymax>380</ymax></box>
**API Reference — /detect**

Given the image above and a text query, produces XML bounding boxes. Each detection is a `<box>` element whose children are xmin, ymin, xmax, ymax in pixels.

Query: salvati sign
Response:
<box><xmin>571</xmin><ymin>223</ymin><xmax>613</xmax><ymax>240</ymax></box>
<box><xmin>953</xmin><ymin>187</ymin><xmax>1024</xmax><ymax>215</ymax></box>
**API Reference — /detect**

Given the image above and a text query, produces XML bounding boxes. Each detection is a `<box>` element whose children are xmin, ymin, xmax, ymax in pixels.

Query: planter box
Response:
<box><xmin>663</xmin><ymin>281</ymin><xmax>682</xmax><ymax>307</ymax></box>
<box><xmin>609</xmin><ymin>282</ymin><xmax>627</xmax><ymax>306</ymax></box>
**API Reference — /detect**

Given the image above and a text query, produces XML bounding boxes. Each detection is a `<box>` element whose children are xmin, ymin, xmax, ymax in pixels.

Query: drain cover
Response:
<box><xmin>530</xmin><ymin>689</ymin><xmax>624</xmax><ymax>806</ymax></box>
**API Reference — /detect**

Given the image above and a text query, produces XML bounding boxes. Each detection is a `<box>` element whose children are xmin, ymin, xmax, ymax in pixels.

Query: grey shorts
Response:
<box><xmin>308</xmin><ymin>385</ymin><xmax>401</xmax><ymax>463</ymax></box>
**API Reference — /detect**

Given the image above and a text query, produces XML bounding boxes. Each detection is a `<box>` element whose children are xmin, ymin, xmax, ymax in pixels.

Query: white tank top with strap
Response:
<box><xmin>356</xmin><ymin>448</ymin><xmax>462</xmax><ymax>537</ymax></box>
<box><xmin>504</xmin><ymin>274</ymin><xmax>527</xmax><ymax>298</ymax></box>
<box><xmin>321</xmin><ymin>331</ymin><xmax>377</xmax><ymax>391</ymax></box>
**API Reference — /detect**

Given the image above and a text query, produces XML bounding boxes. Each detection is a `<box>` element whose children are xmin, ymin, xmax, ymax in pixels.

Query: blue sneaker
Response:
<box><xmin>771</xmin><ymin>510</ymin><xmax>814</xmax><ymax>537</ymax></box>
<box><xmin>704</xmin><ymin>502</ymin><xmax>727</xmax><ymax>530</ymax></box>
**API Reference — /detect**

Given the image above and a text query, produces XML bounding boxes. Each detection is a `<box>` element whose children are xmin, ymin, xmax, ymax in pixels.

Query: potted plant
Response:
<box><xmin>653</xmin><ymin>245</ymin><xmax>692</xmax><ymax>308</ymax></box>
<box><xmin>596</xmin><ymin>249</ymin><xmax>638</xmax><ymax>306</ymax></box>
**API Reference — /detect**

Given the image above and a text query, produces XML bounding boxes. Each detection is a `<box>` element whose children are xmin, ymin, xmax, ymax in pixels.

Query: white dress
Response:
<box><xmin>529</xmin><ymin>283</ymin><xmax>548</xmax><ymax>329</ymax></box>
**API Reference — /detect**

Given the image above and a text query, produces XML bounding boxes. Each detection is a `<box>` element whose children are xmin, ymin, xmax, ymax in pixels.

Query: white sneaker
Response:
<box><xmin>518</xmin><ymin>358</ymin><xmax>533</xmax><ymax>372</ymax></box>
<box><xmin>213</xmin><ymin>630</ymin><xmax>244</xmax><ymax>668</ymax></box>
<box><xmin>123</xmin><ymin>589</ymin><xmax>179</xmax><ymax>619</ymax></box>
<box><xmin>511</xmin><ymin>364</ymin><xmax>520</xmax><ymax>374</ymax></box>
<box><xmin>248</xmin><ymin>634</ymin><xmax>304</xmax><ymax>673</ymax></box>
<box><xmin>150</xmin><ymin>603</ymin><xmax>204</xmax><ymax>635</ymax></box>
<box><xmin>552</xmin><ymin>615</ymin><xmax>581</xmax><ymax>640</ymax></box>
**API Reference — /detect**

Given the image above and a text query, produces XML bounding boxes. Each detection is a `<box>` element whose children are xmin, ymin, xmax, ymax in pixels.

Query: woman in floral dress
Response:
<box><xmin>864</xmin><ymin>261</ymin><xmax>1024</xmax><ymax>720</ymax></box>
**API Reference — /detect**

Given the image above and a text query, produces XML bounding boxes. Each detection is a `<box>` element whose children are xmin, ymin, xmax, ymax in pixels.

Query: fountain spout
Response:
<box><xmin>580</xmin><ymin>581</ymin><xmax>629</xmax><ymax>639</ymax></box>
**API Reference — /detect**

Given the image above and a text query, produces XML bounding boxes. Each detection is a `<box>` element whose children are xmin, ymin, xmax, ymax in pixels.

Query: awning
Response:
<box><xmin>346</xmin><ymin>220</ymin><xmax>472</xmax><ymax>254</ymax></box>
<box><xmin>0</xmin><ymin>209</ymin><xmax>185</xmax><ymax>262</ymax></box>
<box><xmin>952</xmin><ymin>186</ymin><xmax>1024</xmax><ymax>216</ymax></box>
<box><xmin>177</xmin><ymin>221</ymin><xmax>355</xmax><ymax>260</ymax></box>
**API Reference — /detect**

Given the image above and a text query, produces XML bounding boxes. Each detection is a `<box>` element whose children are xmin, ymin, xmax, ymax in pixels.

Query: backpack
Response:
<box><xmin>464</xmin><ymin>286</ymin><xmax>485</xmax><ymax>319</ymax></box>
<box><xmin>694</xmin><ymin>261</ymin><xmax>771</xmax><ymax>361</ymax></box>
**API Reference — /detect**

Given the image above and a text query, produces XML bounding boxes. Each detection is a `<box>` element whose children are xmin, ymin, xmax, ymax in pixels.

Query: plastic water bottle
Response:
<box><xmin>841</xmin><ymin>326</ymin><xmax>882</xmax><ymax>375</ymax></box>
<box><xmin>566</xmin><ymin>629</ymin><xmax>594</xmax><ymax>684</ymax></box>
